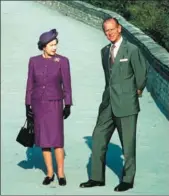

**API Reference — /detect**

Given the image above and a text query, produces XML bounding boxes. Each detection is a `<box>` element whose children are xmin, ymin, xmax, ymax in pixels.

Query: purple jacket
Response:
<box><xmin>25</xmin><ymin>54</ymin><xmax>72</xmax><ymax>105</ymax></box>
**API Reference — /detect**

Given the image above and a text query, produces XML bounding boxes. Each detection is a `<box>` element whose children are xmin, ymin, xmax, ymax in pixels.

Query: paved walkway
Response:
<box><xmin>1</xmin><ymin>1</ymin><xmax>169</xmax><ymax>195</ymax></box>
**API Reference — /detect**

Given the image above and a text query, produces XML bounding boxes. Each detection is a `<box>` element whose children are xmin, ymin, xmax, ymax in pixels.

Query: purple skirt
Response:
<box><xmin>32</xmin><ymin>100</ymin><xmax>64</xmax><ymax>148</ymax></box>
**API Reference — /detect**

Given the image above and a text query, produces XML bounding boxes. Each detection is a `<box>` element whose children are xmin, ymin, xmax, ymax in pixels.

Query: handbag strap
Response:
<box><xmin>23</xmin><ymin>119</ymin><xmax>27</xmax><ymax>128</ymax></box>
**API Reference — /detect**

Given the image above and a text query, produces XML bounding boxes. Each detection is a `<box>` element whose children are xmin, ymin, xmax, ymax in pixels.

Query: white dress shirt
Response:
<box><xmin>110</xmin><ymin>36</ymin><xmax>123</xmax><ymax>58</ymax></box>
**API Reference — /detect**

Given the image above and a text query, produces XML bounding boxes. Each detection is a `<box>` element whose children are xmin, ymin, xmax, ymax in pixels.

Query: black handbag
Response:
<box><xmin>16</xmin><ymin>119</ymin><xmax>34</xmax><ymax>147</ymax></box>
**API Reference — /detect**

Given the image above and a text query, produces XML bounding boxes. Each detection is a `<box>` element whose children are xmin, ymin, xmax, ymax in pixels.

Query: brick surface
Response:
<box><xmin>1</xmin><ymin>1</ymin><xmax>169</xmax><ymax>195</ymax></box>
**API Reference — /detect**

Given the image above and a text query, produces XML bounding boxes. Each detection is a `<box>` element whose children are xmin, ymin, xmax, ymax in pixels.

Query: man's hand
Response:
<box><xmin>137</xmin><ymin>90</ymin><xmax>142</xmax><ymax>97</ymax></box>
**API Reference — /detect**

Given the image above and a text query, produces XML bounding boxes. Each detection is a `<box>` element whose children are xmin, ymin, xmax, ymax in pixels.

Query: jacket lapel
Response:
<box><xmin>104</xmin><ymin>43</ymin><xmax>111</xmax><ymax>68</ymax></box>
<box><xmin>102</xmin><ymin>38</ymin><xmax>128</xmax><ymax>77</ymax></box>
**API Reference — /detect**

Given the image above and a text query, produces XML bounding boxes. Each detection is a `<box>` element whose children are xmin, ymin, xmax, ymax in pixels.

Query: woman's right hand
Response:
<box><xmin>26</xmin><ymin>104</ymin><xmax>34</xmax><ymax>121</ymax></box>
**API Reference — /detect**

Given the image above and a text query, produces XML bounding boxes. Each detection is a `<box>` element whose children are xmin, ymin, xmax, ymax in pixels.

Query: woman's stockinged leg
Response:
<box><xmin>54</xmin><ymin>147</ymin><xmax>65</xmax><ymax>177</ymax></box>
<box><xmin>42</xmin><ymin>148</ymin><xmax>54</xmax><ymax>177</ymax></box>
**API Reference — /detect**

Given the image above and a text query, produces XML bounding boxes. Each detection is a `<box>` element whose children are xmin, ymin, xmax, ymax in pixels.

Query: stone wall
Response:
<box><xmin>36</xmin><ymin>0</ymin><xmax>169</xmax><ymax>119</ymax></box>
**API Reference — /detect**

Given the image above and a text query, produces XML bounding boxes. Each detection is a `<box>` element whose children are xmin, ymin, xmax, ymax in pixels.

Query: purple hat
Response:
<box><xmin>38</xmin><ymin>29</ymin><xmax>58</xmax><ymax>47</ymax></box>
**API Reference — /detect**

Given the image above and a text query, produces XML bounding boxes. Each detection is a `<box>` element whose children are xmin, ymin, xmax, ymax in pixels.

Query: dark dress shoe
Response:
<box><xmin>42</xmin><ymin>174</ymin><xmax>54</xmax><ymax>185</ymax></box>
<box><xmin>114</xmin><ymin>182</ymin><xmax>133</xmax><ymax>192</ymax></box>
<box><xmin>58</xmin><ymin>177</ymin><xmax>66</xmax><ymax>186</ymax></box>
<box><xmin>79</xmin><ymin>179</ymin><xmax>105</xmax><ymax>188</ymax></box>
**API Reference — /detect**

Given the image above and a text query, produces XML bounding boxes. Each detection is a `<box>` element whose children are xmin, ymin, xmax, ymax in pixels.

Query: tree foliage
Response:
<box><xmin>84</xmin><ymin>0</ymin><xmax>169</xmax><ymax>52</ymax></box>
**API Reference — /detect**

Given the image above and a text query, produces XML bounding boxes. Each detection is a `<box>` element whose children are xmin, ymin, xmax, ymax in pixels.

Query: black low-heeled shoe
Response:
<box><xmin>58</xmin><ymin>177</ymin><xmax>66</xmax><ymax>186</ymax></box>
<box><xmin>42</xmin><ymin>174</ymin><xmax>55</xmax><ymax>185</ymax></box>
<box><xmin>79</xmin><ymin>179</ymin><xmax>105</xmax><ymax>188</ymax></box>
<box><xmin>114</xmin><ymin>182</ymin><xmax>133</xmax><ymax>192</ymax></box>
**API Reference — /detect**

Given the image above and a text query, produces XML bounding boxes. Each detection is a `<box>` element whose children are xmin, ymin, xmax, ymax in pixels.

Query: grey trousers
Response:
<box><xmin>91</xmin><ymin>103</ymin><xmax>138</xmax><ymax>184</ymax></box>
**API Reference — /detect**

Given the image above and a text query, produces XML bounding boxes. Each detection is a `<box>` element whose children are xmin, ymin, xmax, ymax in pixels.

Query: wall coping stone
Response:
<box><xmin>58</xmin><ymin>0</ymin><xmax>169</xmax><ymax>72</ymax></box>
<box><xmin>36</xmin><ymin>0</ymin><xmax>169</xmax><ymax>119</ymax></box>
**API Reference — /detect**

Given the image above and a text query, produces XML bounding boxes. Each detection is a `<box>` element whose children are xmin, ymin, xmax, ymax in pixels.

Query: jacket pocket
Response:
<box><xmin>111</xmin><ymin>83</ymin><xmax>122</xmax><ymax>95</ymax></box>
<box><xmin>48</xmin><ymin>96</ymin><xmax>63</xmax><ymax>101</ymax></box>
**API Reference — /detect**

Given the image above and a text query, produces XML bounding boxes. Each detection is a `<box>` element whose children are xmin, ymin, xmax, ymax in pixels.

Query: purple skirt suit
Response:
<box><xmin>25</xmin><ymin>54</ymin><xmax>72</xmax><ymax>148</ymax></box>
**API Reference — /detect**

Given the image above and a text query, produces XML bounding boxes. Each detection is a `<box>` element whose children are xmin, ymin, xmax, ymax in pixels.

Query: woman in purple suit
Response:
<box><xmin>25</xmin><ymin>29</ymin><xmax>72</xmax><ymax>186</ymax></box>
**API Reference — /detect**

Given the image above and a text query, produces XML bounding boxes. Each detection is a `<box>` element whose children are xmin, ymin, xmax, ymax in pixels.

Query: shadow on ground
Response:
<box><xmin>17</xmin><ymin>146</ymin><xmax>59</xmax><ymax>175</ymax></box>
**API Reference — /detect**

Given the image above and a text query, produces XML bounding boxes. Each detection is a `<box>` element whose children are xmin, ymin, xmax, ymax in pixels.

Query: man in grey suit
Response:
<box><xmin>80</xmin><ymin>17</ymin><xmax>148</xmax><ymax>192</ymax></box>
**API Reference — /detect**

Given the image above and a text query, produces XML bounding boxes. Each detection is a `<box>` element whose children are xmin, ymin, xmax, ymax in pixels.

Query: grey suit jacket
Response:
<box><xmin>99</xmin><ymin>38</ymin><xmax>148</xmax><ymax>117</ymax></box>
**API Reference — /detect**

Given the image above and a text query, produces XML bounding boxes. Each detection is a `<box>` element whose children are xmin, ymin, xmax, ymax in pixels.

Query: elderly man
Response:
<box><xmin>80</xmin><ymin>17</ymin><xmax>148</xmax><ymax>192</ymax></box>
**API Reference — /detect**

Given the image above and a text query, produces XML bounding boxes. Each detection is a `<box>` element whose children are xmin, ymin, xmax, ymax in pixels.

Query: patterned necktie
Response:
<box><xmin>110</xmin><ymin>44</ymin><xmax>116</xmax><ymax>65</ymax></box>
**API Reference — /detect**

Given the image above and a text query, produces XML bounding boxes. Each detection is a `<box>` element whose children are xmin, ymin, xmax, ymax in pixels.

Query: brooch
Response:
<box><xmin>54</xmin><ymin>57</ymin><xmax>60</xmax><ymax>62</ymax></box>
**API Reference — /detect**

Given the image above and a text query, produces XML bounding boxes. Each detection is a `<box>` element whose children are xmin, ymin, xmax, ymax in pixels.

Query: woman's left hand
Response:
<box><xmin>63</xmin><ymin>105</ymin><xmax>71</xmax><ymax>119</ymax></box>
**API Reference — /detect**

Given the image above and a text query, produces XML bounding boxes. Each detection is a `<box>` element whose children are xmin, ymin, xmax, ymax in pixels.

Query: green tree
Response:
<box><xmin>83</xmin><ymin>0</ymin><xmax>169</xmax><ymax>51</ymax></box>
<box><xmin>126</xmin><ymin>1</ymin><xmax>169</xmax><ymax>51</ymax></box>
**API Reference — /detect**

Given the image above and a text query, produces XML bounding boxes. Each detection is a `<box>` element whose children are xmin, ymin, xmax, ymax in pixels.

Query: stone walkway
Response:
<box><xmin>1</xmin><ymin>1</ymin><xmax>169</xmax><ymax>195</ymax></box>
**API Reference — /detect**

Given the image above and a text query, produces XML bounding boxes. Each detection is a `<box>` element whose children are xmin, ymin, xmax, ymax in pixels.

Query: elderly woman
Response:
<box><xmin>25</xmin><ymin>29</ymin><xmax>72</xmax><ymax>186</ymax></box>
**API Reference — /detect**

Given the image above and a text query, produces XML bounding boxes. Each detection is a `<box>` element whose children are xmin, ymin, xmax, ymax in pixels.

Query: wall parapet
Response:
<box><xmin>36</xmin><ymin>0</ymin><xmax>169</xmax><ymax>119</ymax></box>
